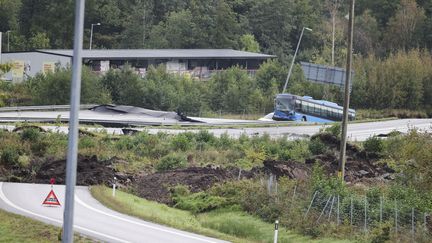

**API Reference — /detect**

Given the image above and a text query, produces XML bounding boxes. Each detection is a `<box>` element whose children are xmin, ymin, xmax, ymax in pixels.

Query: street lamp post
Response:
<box><xmin>89</xmin><ymin>23</ymin><xmax>100</xmax><ymax>50</ymax></box>
<box><xmin>282</xmin><ymin>27</ymin><xmax>312</xmax><ymax>93</ymax></box>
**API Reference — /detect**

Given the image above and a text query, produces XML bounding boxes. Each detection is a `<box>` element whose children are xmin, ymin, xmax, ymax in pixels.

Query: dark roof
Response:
<box><xmin>36</xmin><ymin>49</ymin><xmax>275</xmax><ymax>59</ymax></box>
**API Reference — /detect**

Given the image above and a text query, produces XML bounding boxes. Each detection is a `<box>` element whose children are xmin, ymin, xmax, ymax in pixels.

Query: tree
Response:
<box><xmin>101</xmin><ymin>67</ymin><xmax>144</xmax><ymax>106</ymax></box>
<box><xmin>354</xmin><ymin>10</ymin><xmax>380</xmax><ymax>55</ymax></box>
<box><xmin>19</xmin><ymin>0</ymin><xmax>75</xmax><ymax>48</ymax></box>
<box><xmin>384</xmin><ymin>0</ymin><xmax>426</xmax><ymax>51</ymax></box>
<box><xmin>239</xmin><ymin>34</ymin><xmax>260</xmax><ymax>53</ymax></box>
<box><xmin>0</xmin><ymin>0</ymin><xmax>21</xmax><ymax>31</ymax></box>
<box><xmin>211</xmin><ymin>0</ymin><xmax>240</xmax><ymax>49</ymax></box>
<box><xmin>30</xmin><ymin>67</ymin><xmax>111</xmax><ymax>105</ymax></box>
<box><xmin>27</xmin><ymin>32</ymin><xmax>50</xmax><ymax>49</ymax></box>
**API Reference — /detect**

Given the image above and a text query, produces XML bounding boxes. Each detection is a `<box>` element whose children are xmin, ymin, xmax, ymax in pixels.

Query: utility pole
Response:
<box><xmin>282</xmin><ymin>27</ymin><xmax>312</xmax><ymax>93</ymax></box>
<box><xmin>0</xmin><ymin>32</ymin><xmax>2</xmax><ymax>64</ymax></box>
<box><xmin>338</xmin><ymin>0</ymin><xmax>355</xmax><ymax>181</ymax></box>
<box><xmin>62</xmin><ymin>0</ymin><xmax>85</xmax><ymax>242</ymax></box>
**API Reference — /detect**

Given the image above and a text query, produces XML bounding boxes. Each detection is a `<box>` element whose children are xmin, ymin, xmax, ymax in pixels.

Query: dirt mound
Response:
<box><xmin>262</xmin><ymin>133</ymin><xmax>395</xmax><ymax>183</ymax></box>
<box><xmin>262</xmin><ymin>160</ymin><xmax>311</xmax><ymax>180</ymax></box>
<box><xmin>32</xmin><ymin>155</ymin><xmax>132</xmax><ymax>186</ymax></box>
<box><xmin>134</xmin><ymin>166</ymin><xmax>244</xmax><ymax>205</ymax></box>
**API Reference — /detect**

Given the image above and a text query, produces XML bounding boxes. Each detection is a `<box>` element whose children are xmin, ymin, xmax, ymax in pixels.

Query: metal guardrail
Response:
<box><xmin>0</xmin><ymin>104</ymin><xmax>97</xmax><ymax>112</ymax></box>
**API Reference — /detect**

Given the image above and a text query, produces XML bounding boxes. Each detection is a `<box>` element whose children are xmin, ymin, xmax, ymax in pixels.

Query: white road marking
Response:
<box><xmin>75</xmin><ymin>194</ymin><xmax>222</xmax><ymax>243</ymax></box>
<box><xmin>0</xmin><ymin>182</ymin><xmax>130</xmax><ymax>243</ymax></box>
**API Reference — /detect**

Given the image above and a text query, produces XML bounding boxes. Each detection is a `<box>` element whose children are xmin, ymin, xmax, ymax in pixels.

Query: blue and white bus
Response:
<box><xmin>272</xmin><ymin>93</ymin><xmax>355</xmax><ymax>122</ymax></box>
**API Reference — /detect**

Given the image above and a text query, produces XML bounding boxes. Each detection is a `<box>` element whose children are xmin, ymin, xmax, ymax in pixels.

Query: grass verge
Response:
<box><xmin>90</xmin><ymin>185</ymin><xmax>349</xmax><ymax>243</ymax></box>
<box><xmin>0</xmin><ymin>209</ymin><xmax>91</xmax><ymax>242</ymax></box>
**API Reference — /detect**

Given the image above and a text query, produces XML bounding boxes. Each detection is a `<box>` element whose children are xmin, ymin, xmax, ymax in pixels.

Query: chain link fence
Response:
<box><xmin>264</xmin><ymin>176</ymin><xmax>431</xmax><ymax>240</ymax></box>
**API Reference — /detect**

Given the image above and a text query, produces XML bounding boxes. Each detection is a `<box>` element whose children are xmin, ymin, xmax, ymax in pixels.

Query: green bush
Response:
<box><xmin>171</xmin><ymin>133</ymin><xmax>193</xmax><ymax>151</ymax></box>
<box><xmin>1</xmin><ymin>146</ymin><xmax>20</xmax><ymax>166</ymax></box>
<box><xmin>172</xmin><ymin>186</ymin><xmax>227</xmax><ymax>213</ymax></box>
<box><xmin>323</xmin><ymin>123</ymin><xmax>341</xmax><ymax>137</ymax></box>
<box><xmin>20</xmin><ymin>128</ymin><xmax>41</xmax><ymax>142</ymax></box>
<box><xmin>364</xmin><ymin>136</ymin><xmax>384</xmax><ymax>153</ymax></box>
<box><xmin>308</xmin><ymin>138</ymin><xmax>327</xmax><ymax>155</ymax></box>
<box><xmin>30</xmin><ymin>139</ymin><xmax>48</xmax><ymax>156</ymax></box>
<box><xmin>156</xmin><ymin>153</ymin><xmax>187</xmax><ymax>171</ymax></box>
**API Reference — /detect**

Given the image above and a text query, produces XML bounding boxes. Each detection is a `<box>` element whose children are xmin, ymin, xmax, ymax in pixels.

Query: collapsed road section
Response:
<box><xmin>0</xmin><ymin>104</ymin><xmax>274</xmax><ymax>127</ymax></box>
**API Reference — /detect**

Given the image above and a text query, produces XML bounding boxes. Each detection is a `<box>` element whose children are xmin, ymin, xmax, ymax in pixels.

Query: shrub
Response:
<box><xmin>171</xmin><ymin>133</ymin><xmax>193</xmax><ymax>151</ymax></box>
<box><xmin>156</xmin><ymin>153</ymin><xmax>187</xmax><ymax>171</ymax></box>
<box><xmin>17</xmin><ymin>155</ymin><xmax>31</xmax><ymax>168</ymax></box>
<box><xmin>308</xmin><ymin>138</ymin><xmax>327</xmax><ymax>155</ymax></box>
<box><xmin>364</xmin><ymin>136</ymin><xmax>384</xmax><ymax>153</ymax></box>
<box><xmin>20</xmin><ymin>128</ymin><xmax>41</xmax><ymax>142</ymax></box>
<box><xmin>323</xmin><ymin>123</ymin><xmax>341</xmax><ymax>137</ymax></box>
<box><xmin>195</xmin><ymin>130</ymin><xmax>215</xmax><ymax>144</ymax></box>
<box><xmin>1</xmin><ymin>146</ymin><xmax>20</xmax><ymax>166</ymax></box>
<box><xmin>172</xmin><ymin>186</ymin><xmax>227</xmax><ymax>213</ymax></box>
<box><xmin>30</xmin><ymin>139</ymin><xmax>48</xmax><ymax>156</ymax></box>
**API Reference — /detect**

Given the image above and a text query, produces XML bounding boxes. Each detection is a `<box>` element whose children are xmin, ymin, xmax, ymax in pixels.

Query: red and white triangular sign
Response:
<box><xmin>42</xmin><ymin>189</ymin><xmax>61</xmax><ymax>206</ymax></box>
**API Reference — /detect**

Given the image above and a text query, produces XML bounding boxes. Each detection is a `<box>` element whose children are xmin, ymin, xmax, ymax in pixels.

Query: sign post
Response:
<box><xmin>273</xmin><ymin>220</ymin><xmax>279</xmax><ymax>243</ymax></box>
<box><xmin>112</xmin><ymin>177</ymin><xmax>117</xmax><ymax>197</ymax></box>
<box><xmin>42</xmin><ymin>178</ymin><xmax>61</xmax><ymax>206</ymax></box>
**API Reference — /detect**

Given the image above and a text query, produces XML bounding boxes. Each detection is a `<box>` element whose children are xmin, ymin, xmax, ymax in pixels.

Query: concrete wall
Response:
<box><xmin>1</xmin><ymin>52</ymin><xmax>71</xmax><ymax>82</ymax></box>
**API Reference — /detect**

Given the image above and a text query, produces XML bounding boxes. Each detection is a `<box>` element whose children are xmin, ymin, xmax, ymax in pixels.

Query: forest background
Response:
<box><xmin>0</xmin><ymin>0</ymin><xmax>431</xmax><ymax>116</ymax></box>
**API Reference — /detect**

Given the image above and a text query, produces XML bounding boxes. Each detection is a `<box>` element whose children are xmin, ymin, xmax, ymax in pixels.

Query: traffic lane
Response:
<box><xmin>73</xmin><ymin>187</ymin><xmax>227</xmax><ymax>243</ymax></box>
<box><xmin>0</xmin><ymin>183</ymin><xmax>228</xmax><ymax>243</ymax></box>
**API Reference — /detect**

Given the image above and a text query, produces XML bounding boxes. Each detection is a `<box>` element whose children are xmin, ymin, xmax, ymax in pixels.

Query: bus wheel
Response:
<box><xmin>301</xmin><ymin>116</ymin><xmax>307</xmax><ymax>122</ymax></box>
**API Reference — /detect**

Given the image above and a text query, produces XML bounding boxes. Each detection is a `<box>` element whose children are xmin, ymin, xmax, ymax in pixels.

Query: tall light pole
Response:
<box><xmin>282</xmin><ymin>27</ymin><xmax>313</xmax><ymax>93</ymax></box>
<box><xmin>7</xmin><ymin>31</ymin><xmax>11</xmax><ymax>52</ymax></box>
<box><xmin>338</xmin><ymin>0</ymin><xmax>355</xmax><ymax>181</ymax></box>
<box><xmin>89</xmin><ymin>22</ymin><xmax>100</xmax><ymax>50</ymax></box>
<box><xmin>63</xmin><ymin>0</ymin><xmax>85</xmax><ymax>242</ymax></box>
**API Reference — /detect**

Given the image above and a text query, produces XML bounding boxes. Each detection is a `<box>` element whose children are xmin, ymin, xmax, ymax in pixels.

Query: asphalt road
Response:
<box><xmin>2</xmin><ymin>118</ymin><xmax>431</xmax><ymax>141</ymax></box>
<box><xmin>0</xmin><ymin>182</ymin><xmax>228</xmax><ymax>243</ymax></box>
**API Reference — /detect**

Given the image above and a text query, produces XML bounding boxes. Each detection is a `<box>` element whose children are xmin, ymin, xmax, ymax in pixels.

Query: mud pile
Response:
<box><xmin>133</xmin><ymin>166</ymin><xmax>250</xmax><ymax>204</ymax></box>
<box><xmin>32</xmin><ymin>155</ymin><xmax>132</xmax><ymax>186</ymax></box>
<box><xmin>262</xmin><ymin>133</ymin><xmax>395</xmax><ymax>183</ymax></box>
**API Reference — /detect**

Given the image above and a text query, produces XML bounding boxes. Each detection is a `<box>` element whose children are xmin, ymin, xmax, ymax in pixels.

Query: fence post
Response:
<box><xmin>411</xmin><ymin>208</ymin><xmax>415</xmax><ymax>241</ymax></box>
<box><xmin>273</xmin><ymin>220</ymin><xmax>279</xmax><ymax>243</ymax></box>
<box><xmin>364</xmin><ymin>195</ymin><xmax>368</xmax><ymax>232</ymax></box>
<box><xmin>328</xmin><ymin>196</ymin><xmax>335</xmax><ymax>221</ymax></box>
<box><xmin>317</xmin><ymin>195</ymin><xmax>332</xmax><ymax>223</ymax></box>
<box><xmin>395</xmin><ymin>200</ymin><xmax>398</xmax><ymax>234</ymax></box>
<box><xmin>291</xmin><ymin>185</ymin><xmax>297</xmax><ymax>201</ymax></box>
<box><xmin>337</xmin><ymin>195</ymin><xmax>340</xmax><ymax>226</ymax></box>
<box><xmin>304</xmin><ymin>191</ymin><xmax>318</xmax><ymax>219</ymax></box>
<box><xmin>350</xmin><ymin>197</ymin><xmax>353</xmax><ymax>226</ymax></box>
<box><xmin>380</xmin><ymin>196</ymin><xmax>383</xmax><ymax>223</ymax></box>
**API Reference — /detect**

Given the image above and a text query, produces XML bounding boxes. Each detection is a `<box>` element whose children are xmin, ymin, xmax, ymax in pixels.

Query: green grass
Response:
<box><xmin>90</xmin><ymin>185</ymin><xmax>350</xmax><ymax>243</ymax></box>
<box><xmin>0</xmin><ymin>209</ymin><xmax>91</xmax><ymax>243</ymax></box>
<box><xmin>198</xmin><ymin>210</ymin><xmax>350</xmax><ymax>243</ymax></box>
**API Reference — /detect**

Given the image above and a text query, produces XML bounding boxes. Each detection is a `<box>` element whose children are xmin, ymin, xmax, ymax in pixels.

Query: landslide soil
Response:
<box><xmin>0</xmin><ymin>132</ymin><xmax>393</xmax><ymax>205</ymax></box>
<box><xmin>1</xmin><ymin>155</ymin><xmax>132</xmax><ymax>186</ymax></box>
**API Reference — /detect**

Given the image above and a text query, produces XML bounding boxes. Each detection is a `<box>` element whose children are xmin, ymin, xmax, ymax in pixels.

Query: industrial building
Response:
<box><xmin>0</xmin><ymin>49</ymin><xmax>274</xmax><ymax>82</ymax></box>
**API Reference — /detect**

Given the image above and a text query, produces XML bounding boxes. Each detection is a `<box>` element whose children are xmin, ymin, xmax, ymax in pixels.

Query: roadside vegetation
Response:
<box><xmin>0</xmin><ymin>209</ymin><xmax>91</xmax><ymax>243</ymax></box>
<box><xmin>91</xmin><ymin>185</ymin><xmax>346</xmax><ymax>243</ymax></box>
<box><xmin>1</xmin><ymin>125</ymin><xmax>432</xmax><ymax>242</ymax></box>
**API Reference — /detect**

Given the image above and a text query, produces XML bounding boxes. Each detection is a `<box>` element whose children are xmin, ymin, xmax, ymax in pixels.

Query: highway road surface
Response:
<box><xmin>0</xmin><ymin>182</ymin><xmax>228</xmax><ymax>243</ymax></box>
<box><xmin>2</xmin><ymin>118</ymin><xmax>431</xmax><ymax>141</ymax></box>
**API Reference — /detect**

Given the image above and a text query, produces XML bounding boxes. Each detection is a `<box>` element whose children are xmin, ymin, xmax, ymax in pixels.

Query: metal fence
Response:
<box><xmin>264</xmin><ymin>176</ymin><xmax>431</xmax><ymax>240</ymax></box>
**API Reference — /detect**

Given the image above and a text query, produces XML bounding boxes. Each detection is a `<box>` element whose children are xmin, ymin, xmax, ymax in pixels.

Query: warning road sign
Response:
<box><xmin>42</xmin><ymin>189</ymin><xmax>61</xmax><ymax>206</ymax></box>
